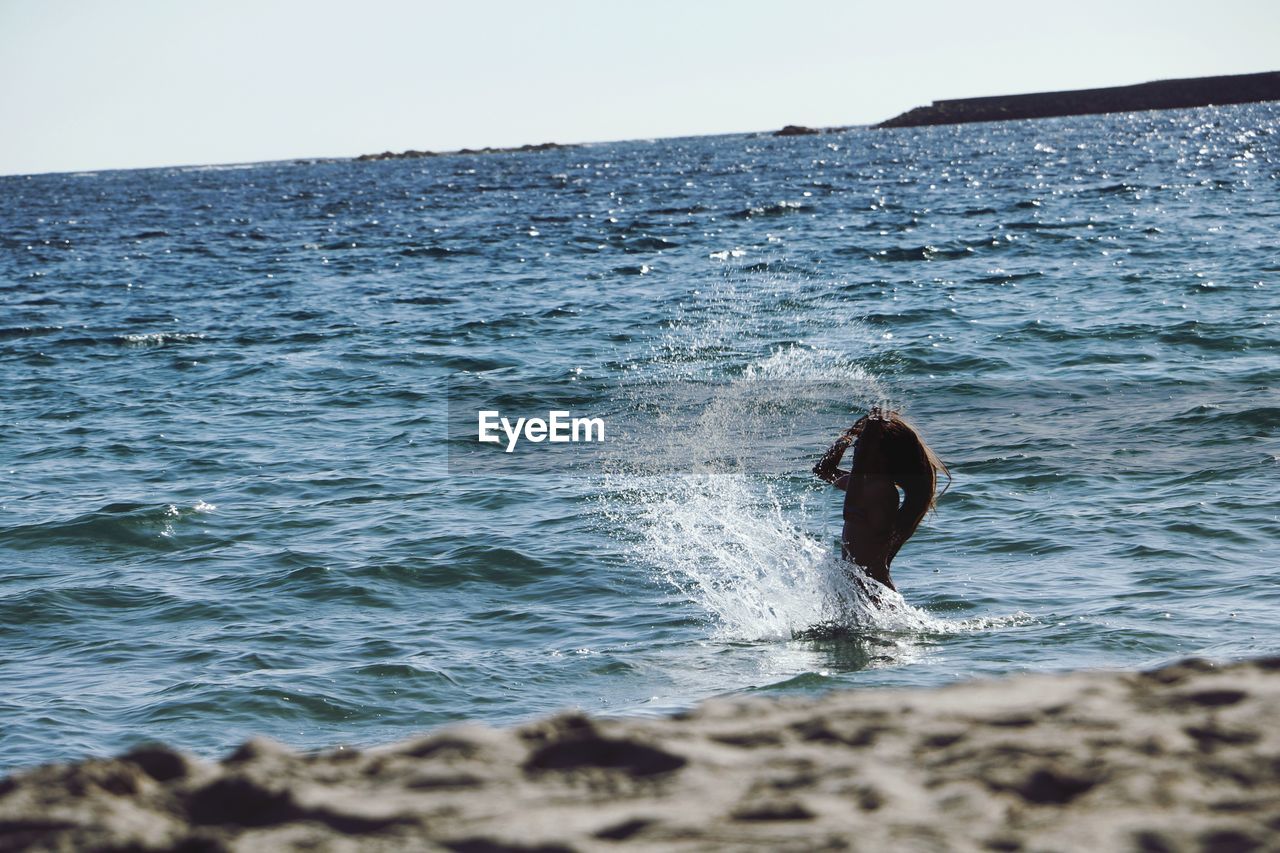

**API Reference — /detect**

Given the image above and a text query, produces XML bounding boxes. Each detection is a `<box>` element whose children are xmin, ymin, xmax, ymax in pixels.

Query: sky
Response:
<box><xmin>1</xmin><ymin>0</ymin><xmax>1278</xmax><ymax>176</ymax></box>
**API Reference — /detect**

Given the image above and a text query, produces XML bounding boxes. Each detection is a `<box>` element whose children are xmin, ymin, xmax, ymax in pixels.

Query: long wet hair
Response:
<box><xmin>850</xmin><ymin>407</ymin><xmax>950</xmax><ymax>561</ymax></box>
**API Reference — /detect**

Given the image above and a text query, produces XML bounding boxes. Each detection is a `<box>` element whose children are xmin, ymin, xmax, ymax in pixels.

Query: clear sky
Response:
<box><xmin>1</xmin><ymin>0</ymin><xmax>1277</xmax><ymax>175</ymax></box>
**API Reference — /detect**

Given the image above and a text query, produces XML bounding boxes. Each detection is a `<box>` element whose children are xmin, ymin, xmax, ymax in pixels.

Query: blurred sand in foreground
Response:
<box><xmin>2</xmin><ymin>657</ymin><xmax>1277</xmax><ymax>852</ymax></box>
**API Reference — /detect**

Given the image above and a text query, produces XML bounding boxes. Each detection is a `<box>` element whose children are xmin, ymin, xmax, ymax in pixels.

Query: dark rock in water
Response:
<box><xmin>774</xmin><ymin>125</ymin><xmax>821</xmax><ymax>136</ymax></box>
<box><xmin>878</xmin><ymin>70</ymin><xmax>1280</xmax><ymax>128</ymax></box>
<box><xmin>355</xmin><ymin>149</ymin><xmax>438</xmax><ymax>162</ymax></box>
<box><xmin>356</xmin><ymin>141</ymin><xmax>572</xmax><ymax>162</ymax></box>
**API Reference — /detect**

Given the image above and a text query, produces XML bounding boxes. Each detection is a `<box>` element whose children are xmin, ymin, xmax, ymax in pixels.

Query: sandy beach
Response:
<box><xmin>3</xmin><ymin>656</ymin><xmax>1277</xmax><ymax>851</ymax></box>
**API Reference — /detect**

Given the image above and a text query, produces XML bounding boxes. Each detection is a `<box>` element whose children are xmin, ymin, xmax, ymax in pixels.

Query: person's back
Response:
<box><xmin>813</xmin><ymin>409</ymin><xmax>948</xmax><ymax>592</ymax></box>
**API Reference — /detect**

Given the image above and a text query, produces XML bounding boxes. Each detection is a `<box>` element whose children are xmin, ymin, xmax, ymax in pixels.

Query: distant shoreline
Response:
<box><xmin>876</xmin><ymin>69</ymin><xmax>1280</xmax><ymax>128</ymax></box>
<box><xmin>350</xmin><ymin>71</ymin><xmax>1280</xmax><ymax>163</ymax></box>
<box><xmin>352</xmin><ymin>140</ymin><xmax>576</xmax><ymax>162</ymax></box>
<box><xmin>346</xmin><ymin>124</ymin><xmax>861</xmax><ymax>163</ymax></box>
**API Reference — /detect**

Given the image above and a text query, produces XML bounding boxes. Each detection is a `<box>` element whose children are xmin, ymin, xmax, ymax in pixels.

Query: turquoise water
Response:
<box><xmin>1</xmin><ymin>105</ymin><xmax>1277</xmax><ymax>770</ymax></box>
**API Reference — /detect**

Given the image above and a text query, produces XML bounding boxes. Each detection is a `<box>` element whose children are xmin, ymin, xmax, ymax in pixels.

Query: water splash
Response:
<box><xmin>608</xmin><ymin>461</ymin><xmax>1032</xmax><ymax>643</ymax></box>
<box><xmin>606</xmin><ymin>286</ymin><xmax>1027</xmax><ymax>643</ymax></box>
<box><xmin>617</xmin><ymin>471</ymin><xmax>939</xmax><ymax>639</ymax></box>
<box><xmin>603</xmin><ymin>301</ymin><xmax>932</xmax><ymax>638</ymax></box>
<box><xmin>742</xmin><ymin>342</ymin><xmax>881</xmax><ymax>387</ymax></box>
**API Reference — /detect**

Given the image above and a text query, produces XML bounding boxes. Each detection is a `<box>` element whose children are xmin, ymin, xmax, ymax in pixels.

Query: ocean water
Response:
<box><xmin>1</xmin><ymin>104</ymin><xmax>1277</xmax><ymax>771</ymax></box>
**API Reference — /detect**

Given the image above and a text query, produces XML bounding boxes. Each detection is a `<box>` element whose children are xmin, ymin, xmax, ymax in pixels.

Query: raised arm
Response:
<box><xmin>813</xmin><ymin>433</ymin><xmax>854</xmax><ymax>489</ymax></box>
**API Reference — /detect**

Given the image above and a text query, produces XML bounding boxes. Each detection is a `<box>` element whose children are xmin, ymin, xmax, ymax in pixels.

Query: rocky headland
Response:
<box><xmin>877</xmin><ymin>70</ymin><xmax>1280</xmax><ymax>128</ymax></box>
<box><xmin>2</xmin><ymin>657</ymin><xmax>1278</xmax><ymax>851</ymax></box>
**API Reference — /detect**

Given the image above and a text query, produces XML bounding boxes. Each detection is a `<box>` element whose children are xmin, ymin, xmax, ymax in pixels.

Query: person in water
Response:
<box><xmin>813</xmin><ymin>408</ymin><xmax>949</xmax><ymax>591</ymax></box>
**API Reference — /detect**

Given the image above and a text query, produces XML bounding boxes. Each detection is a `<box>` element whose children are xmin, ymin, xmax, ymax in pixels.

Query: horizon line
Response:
<box><xmin>7</xmin><ymin>66</ymin><xmax>1276</xmax><ymax>180</ymax></box>
<box><xmin>0</xmin><ymin>121</ymin><xmax>861</xmax><ymax>181</ymax></box>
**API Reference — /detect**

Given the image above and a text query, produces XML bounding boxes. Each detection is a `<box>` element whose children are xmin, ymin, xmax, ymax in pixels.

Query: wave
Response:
<box><xmin>116</xmin><ymin>332</ymin><xmax>206</xmax><ymax>347</ymax></box>
<box><xmin>620</xmin><ymin>236</ymin><xmax>680</xmax><ymax>253</ymax></box>
<box><xmin>727</xmin><ymin>200</ymin><xmax>813</xmax><ymax>220</ymax></box>
<box><xmin>398</xmin><ymin>245</ymin><xmax>470</xmax><ymax>258</ymax></box>
<box><xmin>0</xmin><ymin>325</ymin><xmax>64</xmax><ymax>341</ymax></box>
<box><xmin>0</xmin><ymin>501</ymin><xmax>216</xmax><ymax>552</ymax></box>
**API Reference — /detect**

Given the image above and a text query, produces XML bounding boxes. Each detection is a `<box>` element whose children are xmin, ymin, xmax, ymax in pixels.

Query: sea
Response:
<box><xmin>1</xmin><ymin>104</ymin><xmax>1277</xmax><ymax>771</ymax></box>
